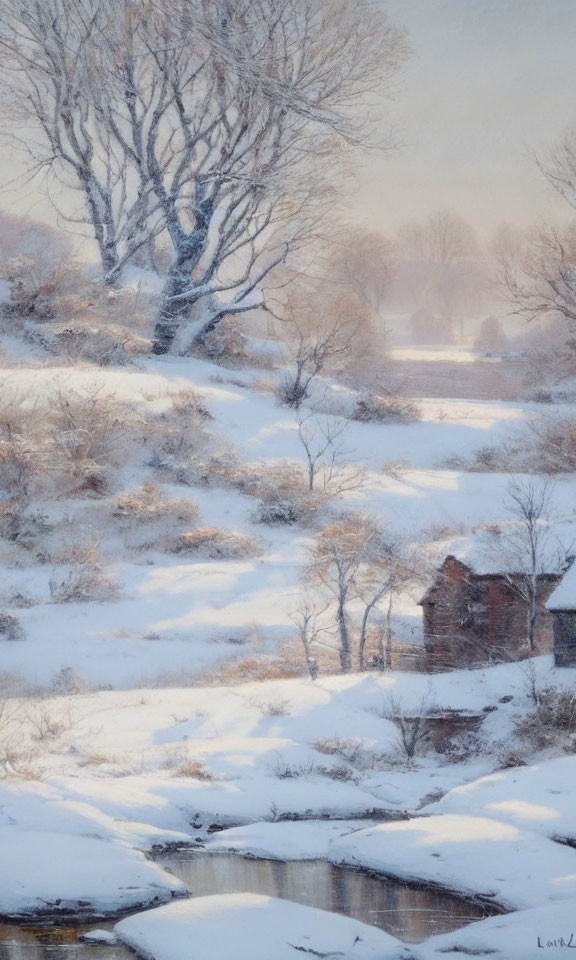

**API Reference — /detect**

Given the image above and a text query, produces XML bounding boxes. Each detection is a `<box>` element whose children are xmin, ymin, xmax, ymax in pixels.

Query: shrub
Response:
<box><xmin>172</xmin><ymin>446</ymin><xmax>244</xmax><ymax>488</ymax></box>
<box><xmin>51</xmin><ymin>388</ymin><xmax>135</xmax><ymax>465</ymax></box>
<box><xmin>49</xmin><ymin>322</ymin><xmax>150</xmax><ymax>366</ymax></box>
<box><xmin>146</xmin><ymin>390</ymin><xmax>212</xmax><ymax>474</ymax></box>
<box><xmin>0</xmin><ymin>440</ymin><xmax>37</xmax><ymax>500</ymax></box>
<box><xmin>199</xmin><ymin>318</ymin><xmax>252</xmax><ymax>366</ymax></box>
<box><xmin>313</xmin><ymin>736</ymin><xmax>362</xmax><ymax>762</ymax></box>
<box><xmin>271</xmin><ymin>758</ymin><xmax>357</xmax><ymax>782</ymax></box>
<box><xmin>111</xmin><ymin>483</ymin><xmax>199</xmax><ymax>551</ymax></box>
<box><xmin>379</xmin><ymin>695</ymin><xmax>438</xmax><ymax>760</ymax></box>
<box><xmin>380</xmin><ymin>459</ymin><xmax>408</xmax><ymax>480</ymax></box>
<box><xmin>50</xmin><ymin>564</ymin><xmax>119</xmax><ymax>603</ymax></box>
<box><xmin>351</xmin><ymin>393</ymin><xmax>420</xmax><ymax>424</ymax></box>
<box><xmin>448</xmin><ymin>416</ymin><xmax>576</xmax><ymax>475</ymax></box>
<box><xmin>313</xmin><ymin>736</ymin><xmax>392</xmax><ymax>772</ymax></box>
<box><xmin>0</xmin><ymin>500</ymin><xmax>51</xmax><ymax>545</ymax></box>
<box><xmin>317</xmin><ymin>763</ymin><xmax>358</xmax><ymax>783</ymax></box>
<box><xmin>0</xmin><ymin>612</ymin><xmax>24</xmax><ymax>641</ymax></box>
<box><xmin>422</xmin><ymin>521</ymin><xmax>466</xmax><ymax>542</ymax></box>
<box><xmin>253</xmin><ymin>499</ymin><xmax>305</xmax><ymax>525</ymax></box>
<box><xmin>176</xmin><ymin>526</ymin><xmax>259</xmax><ymax>559</ymax></box>
<box><xmin>198</xmin><ymin>318</ymin><xmax>274</xmax><ymax>369</ymax></box>
<box><xmin>0</xmin><ymin>590</ymin><xmax>35</xmax><ymax>609</ymax></box>
<box><xmin>251</xmin><ymin>698</ymin><xmax>290</xmax><ymax>717</ymax></box>
<box><xmin>24</xmin><ymin>702</ymin><xmax>74</xmax><ymax>741</ymax></box>
<box><xmin>49</xmin><ymin>539</ymin><xmax>119</xmax><ymax>603</ymax></box>
<box><xmin>443</xmin><ymin>444</ymin><xmax>510</xmax><ymax>473</ymax></box>
<box><xmin>174</xmin><ymin>760</ymin><xmax>216</xmax><ymax>780</ymax></box>
<box><xmin>239</xmin><ymin>459</ymin><xmax>325</xmax><ymax>526</ymax></box>
<box><xmin>275</xmin><ymin>373</ymin><xmax>309</xmax><ymax>408</ymax></box>
<box><xmin>159</xmin><ymin>744</ymin><xmax>216</xmax><ymax>780</ymax></box>
<box><xmin>0</xmin><ymin>387</ymin><xmax>52</xmax><ymax>501</ymax></box>
<box><xmin>48</xmin><ymin>387</ymin><xmax>144</xmax><ymax>496</ymax></box>
<box><xmin>494</xmin><ymin>745</ymin><xmax>528</xmax><ymax>769</ymax></box>
<box><xmin>208</xmin><ymin>655</ymin><xmax>302</xmax><ymax>685</ymax></box>
<box><xmin>535</xmin><ymin>686</ymin><xmax>576</xmax><ymax>730</ymax></box>
<box><xmin>170</xmin><ymin>387</ymin><xmax>212</xmax><ymax>421</ymax></box>
<box><xmin>514</xmin><ymin>684</ymin><xmax>576</xmax><ymax>751</ymax></box>
<box><xmin>5</xmin><ymin>254</ymin><xmax>155</xmax><ymax>366</ymax></box>
<box><xmin>523</xmin><ymin>416</ymin><xmax>576</xmax><ymax>474</ymax></box>
<box><xmin>435</xmin><ymin>731</ymin><xmax>482</xmax><ymax>763</ymax></box>
<box><xmin>4</xmin><ymin>244</ymin><xmax>76</xmax><ymax>321</ymax></box>
<box><xmin>51</xmin><ymin>666</ymin><xmax>86</xmax><ymax>695</ymax></box>
<box><xmin>271</xmin><ymin>760</ymin><xmax>318</xmax><ymax>779</ymax></box>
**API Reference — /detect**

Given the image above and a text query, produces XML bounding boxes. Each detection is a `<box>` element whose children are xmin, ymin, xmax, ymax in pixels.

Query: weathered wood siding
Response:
<box><xmin>421</xmin><ymin>557</ymin><xmax>559</xmax><ymax>671</ymax></box>
<box><xmin>553</xmin><ymin>611</ymin><xmax>576</xmax><ymax>667</ymax></box>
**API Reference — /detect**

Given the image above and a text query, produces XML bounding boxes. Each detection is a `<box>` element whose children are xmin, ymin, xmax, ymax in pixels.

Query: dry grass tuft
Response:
<box><xmin>176</xmin><ymin>526</ymin><xmax>259</xmax><ymax>559</ymax></box>
<box><xmin>111</xmin><ymin>483</ymin><xmax>199</xmax><ymax>551</ymax></box>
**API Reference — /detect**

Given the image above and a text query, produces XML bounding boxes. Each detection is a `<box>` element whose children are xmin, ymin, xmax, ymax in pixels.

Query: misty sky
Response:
<box><xmin>1</xmin><ymin>0</ymin><xmax>576</xmax><ymax>247</ymax></box>
<box><xmin>354</xmin><ymin>0</ymin><xmax>576</xmax><ymax>241</ymax></box>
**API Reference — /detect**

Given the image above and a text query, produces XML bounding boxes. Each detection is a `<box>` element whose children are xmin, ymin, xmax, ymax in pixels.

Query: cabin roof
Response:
<box><xmin>420</xmin><ymin>526</ymin><xmax>573</xmax><ymax>605</ymax></box>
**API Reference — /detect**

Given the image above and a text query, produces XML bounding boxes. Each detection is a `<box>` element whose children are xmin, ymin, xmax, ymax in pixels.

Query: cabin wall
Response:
<box><xmin>553</xmin><ymin>611</ymin><xmax>576</xmax><ymax>667</ymax></box>
<box><xmin>423</xmin><ymin>563</ymin><xmax>558</xmax><ymax>670</ymax></box>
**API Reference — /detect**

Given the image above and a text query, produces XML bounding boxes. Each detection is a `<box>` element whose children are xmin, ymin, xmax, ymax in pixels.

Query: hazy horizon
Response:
<box><xmin>353</xmin><ymin>0</ymin><xmax>576</xmax><ymax>241</ymax></box>
<box><xmin>1</xmin><ymin>0</ymin><xmax>576</xmax><ymax>249</ymax></box>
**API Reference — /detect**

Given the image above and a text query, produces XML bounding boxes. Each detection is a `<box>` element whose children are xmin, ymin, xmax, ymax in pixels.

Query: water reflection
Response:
<box><xmin>161</xmin><ymin>852</ymin><xmax>499</xmax><ymax>943</ymax></box>
<box><xmin>0</xmin><ymin>925</ymin><xmax>132</xmax><ymax>960</ymax></box>
<box><xmin>0</xmin><ymin>851</ymin><xmax>502</xmax><ymax>957</ymax></box>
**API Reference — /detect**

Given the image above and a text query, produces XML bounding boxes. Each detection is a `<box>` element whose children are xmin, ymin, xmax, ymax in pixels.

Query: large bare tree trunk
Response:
<box><xmin>337</xmin><ymin>598</ymin><xmax>351</xmax><ymax>673</ymax></box>
<box><xmin>358</xmin><ymin>600</ymin><xmax>377</xmax><ymax>671</ymax></box>
<box><xmin>385</xmin><ymin>595</ymin><xmax>394</xmax><ymax>670</ymax></box>
<box><xmin>153</xmin><ymin>264</ymin><xmax>199</xmax><ymax>354</ymax></box>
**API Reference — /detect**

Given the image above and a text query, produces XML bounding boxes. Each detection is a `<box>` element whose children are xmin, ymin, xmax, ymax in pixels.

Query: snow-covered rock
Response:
<box><xmin>332</xmin><ymin>815</ymin><xmax>576</xmax><ymax>912</ymax></box>
<box><xmin>115</xmin><ymin>893</ymin><xmax>416</xmax><ymax>960</ymax></box>
<box><xmin>204</xmin><ymin>820</ymin><xmax>375</xmax><ymax>860</ymax></box>
<box><xmin>79</xmin><ymin>930</ymin><xmax>119</xmax><ymax>944</ymax></box>
<box><xmin>0</xmin><ymin>832</ymin><xmax>188</xmax><ymax>920</ymax></box>
<box><xmin>423</xmin><ymin>902</ymin><xmax>576</xmax><ymax>960</ymax></box>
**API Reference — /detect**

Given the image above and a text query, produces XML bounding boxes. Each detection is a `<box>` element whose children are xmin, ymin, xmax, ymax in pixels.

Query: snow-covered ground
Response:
<box><xmin>2</xmin><ymin>354</ymin><xmax>576</xmax><ymax>689</ymax></box>
<box><xmin>1</xmin><ymin>658</ymin><xmax>576</xmax><ymax>955</ymax></box>
<box><xmin>2</xmin><ymin>343</ymin><xmax>576</xmax><ymax>958</ymax></box>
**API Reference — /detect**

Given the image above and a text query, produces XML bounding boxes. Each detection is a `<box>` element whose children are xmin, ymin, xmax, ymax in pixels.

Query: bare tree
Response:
<box><xmin>0</xmin><ymin>0</ymin><xmax>154</xmax><ymax>284</ymax></box>
<box><xmin>321</xmin><ymin>228</ymin><xmax>396</xmax><ymax>390</ymax></box>
<box><xmin>489</xmin><ymin>477</ymin><xmax>568</xmax><ymax>651</ymax></box>
<box><xmin>497</xmin><ymin>126</ymin><xmax>576</xmax><ymax>340</ymax></box>
<box><xmin>497</xmin><ymin>220</ymin><xmax>576</xmax><ymax>338</ymax></box>
<box><xmin>327</xmin><ymin>227</ymin><xmax>395</xmax><ymax>320</ymax></box>
<box><xmin>289</xmin><ymin>595</ymin><xmax>331</xmax><ymax>679</ymax></box>
<box><xmin>474</xmin><ymin>315</ymin><xmax>508</xmax><ymax>353</ymax></box>
<box><xmin>397</xmin><ymin>209</ymin><xmax>483</xmax><ymax>338</ymax></box>
<box><xmin>381</xmin><ymin>693</ymin><xmax>435</xmax><ymax>761</ymax></box>
<box><xmin>296</xmin><ymin>412</ymin><xmax>364</xmax><ymax>496</ymax></box>
<box><xmin>536</xmin><ymin>124</ymin><xmax>576</xmax><ymax>213</ymax></box>
<box><xmin>0</xmin><ymin>0</ymin><xmax>408</xmax><ymax>350</ymax></box>
<box><xmin>276</xmin><ymin>280</ymin><xmax>365</xmax><ymax>406</ymax></box>
<box><xmin>305</xmin><ymin>513</ymin><xmax>395</xmax><ymax>672</ymax></box>
<box><xmin>356</xmin><ymin>534</ymin><xmax>413</xmax><ymax>671</ymax></box>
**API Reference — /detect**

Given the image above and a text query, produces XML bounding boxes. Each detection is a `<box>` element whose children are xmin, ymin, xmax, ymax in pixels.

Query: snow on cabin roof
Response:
<box><xmin>432</xmin><ymin>523</ymin><xmax>575</xmax><ymax>578</ymax></box>
<box><xmin>547</xmin><ymin>562</ymin><xmax>576</xmax><ymax>611</ymax></box>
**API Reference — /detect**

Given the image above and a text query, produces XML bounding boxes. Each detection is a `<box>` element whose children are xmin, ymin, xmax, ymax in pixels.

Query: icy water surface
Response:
<box><xmin>0</xmin><ymin>849</ymin><xmax>502</xmax><ymax>957</ymax></box>
<box><xmin>0</xmin><ymin>925</ymin><xmax>131</xmax><ymax>960</ymax></box>
<box><xmin>161</xmin><ymin>851</ymin><xmax>499</xmax><ymax>942</ymax></box>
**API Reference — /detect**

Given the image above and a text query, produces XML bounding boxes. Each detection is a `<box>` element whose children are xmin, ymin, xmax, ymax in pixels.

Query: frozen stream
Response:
<box><xmin>0</xmin><ymin>847</ymin><xmax>503</xmax><ymax>957</ymax></box>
